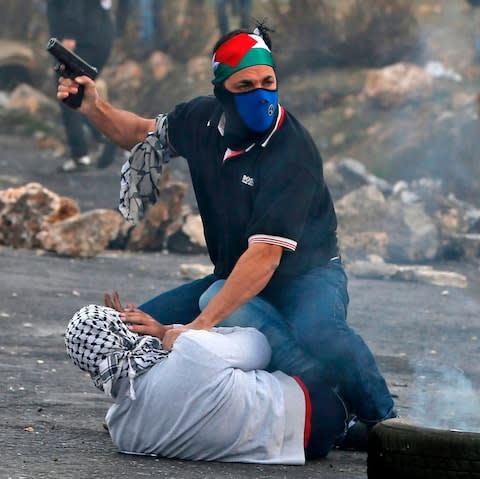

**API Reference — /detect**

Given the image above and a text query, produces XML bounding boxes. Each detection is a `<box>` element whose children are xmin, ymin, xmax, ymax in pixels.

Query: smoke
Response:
<box><xmin>409</xmin><ymin>359</ymin><xmax>480</xmax><ymax>433</ymax></box>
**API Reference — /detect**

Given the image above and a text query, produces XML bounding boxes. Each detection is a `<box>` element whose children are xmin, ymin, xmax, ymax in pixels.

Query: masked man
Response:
<box><xmin>57</xmin><ymin>25</ymin><xmax>396</xmax><ymax>449</ymax></box>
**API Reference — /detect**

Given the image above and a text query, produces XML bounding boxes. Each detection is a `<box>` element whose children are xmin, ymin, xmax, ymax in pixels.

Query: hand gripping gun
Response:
<box><xmin>46</xmin><ymin>37</ymin><xmax>98</xmax><ymax>109</ymax></box>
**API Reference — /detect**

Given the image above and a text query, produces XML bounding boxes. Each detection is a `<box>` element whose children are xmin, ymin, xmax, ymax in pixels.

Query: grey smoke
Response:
<box><xmin>410</xmin><ymin>359</ymin><xmax>480</xmax><ymax>433</ymax></box>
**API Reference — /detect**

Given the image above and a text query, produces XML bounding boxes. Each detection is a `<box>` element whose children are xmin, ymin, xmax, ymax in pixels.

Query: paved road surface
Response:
<box><xmin>1</xmin><ymin>134</ymin><xmax>479</xmax><ymax>478</ymax></box>
<box><xmin>1</xmin><ymin>247</ymin><xmax>479</xmax><ymax>479</ymax></box>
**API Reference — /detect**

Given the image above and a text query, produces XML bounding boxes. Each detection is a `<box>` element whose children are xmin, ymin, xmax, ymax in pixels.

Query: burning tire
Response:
<box><xmin>367</xmin><ymin>418</ymin><xmax>480</xmax><ymax>479</ymax></box>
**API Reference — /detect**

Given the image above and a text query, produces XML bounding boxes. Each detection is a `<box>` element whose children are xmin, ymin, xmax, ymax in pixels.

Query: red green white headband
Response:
<box><xmin>212</xmin><ymin>32</ymin><xmax>275</xmax><ymax>84</ymax></box>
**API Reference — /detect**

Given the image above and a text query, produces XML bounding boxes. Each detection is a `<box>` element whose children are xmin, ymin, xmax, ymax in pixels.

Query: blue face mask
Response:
<box><xmin>233</xmin><ymin>88</ymin><xmax>278</xmax><ymax>133</ymax></box>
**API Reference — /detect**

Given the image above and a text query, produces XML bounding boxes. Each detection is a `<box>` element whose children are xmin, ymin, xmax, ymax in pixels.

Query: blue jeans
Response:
<box><xmin>140</xmin><ymin>260</ymin><xmax>394</xmax><ymax>423</ymax></box>
<box><xmin>260</xmin><ymin>259</ymin><xmax>394</xmax><ymax>423</ymax></box>
<box><xmin>140</xmin><ymin>274</ymin><xmax>217</xmax><ymax>324</ymax></box>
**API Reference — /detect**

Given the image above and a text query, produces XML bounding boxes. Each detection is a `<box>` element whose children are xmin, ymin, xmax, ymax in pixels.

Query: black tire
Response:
<box><xmin>367</xmin><ymin>418</ymin><xmax>480</xmax><ymax>479</ymax></box>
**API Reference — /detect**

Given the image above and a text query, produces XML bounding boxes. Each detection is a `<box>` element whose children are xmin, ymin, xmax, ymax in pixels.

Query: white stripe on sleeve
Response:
<box><xmin>248</xmin><ymin>234</ymin><xmax>297</xmax><ymax>251</ymax></box>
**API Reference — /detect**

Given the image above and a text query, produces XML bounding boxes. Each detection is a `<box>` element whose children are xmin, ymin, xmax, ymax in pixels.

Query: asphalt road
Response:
<box><xmin>1</xmin><ymin>246</ymin><xmax>479</xmax><ymax>479</ymax></box>
<box><xmin>1</xmin><ymin>134</ymin><xmax>479</xmax><ymax>478</ymax></box>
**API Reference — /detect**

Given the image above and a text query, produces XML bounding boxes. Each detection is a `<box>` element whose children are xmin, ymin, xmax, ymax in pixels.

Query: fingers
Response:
<box><xmin>61</xmin><ymin>38</ymin><xmax>76</xmax><ymax>51</ymax></box>
<box><xmin>104</xmin><ymin>293</ymin><xmax>113</xmax><ymax>308</ymax></box>
<box><xmin>121</xmin><ymin>309</ymin><xmax>152</xmax><ymax>324</ymax></box>
<box><xmin>127</xmin><ymin>319</ymin><xmax>167</xmax><ymax>339</ymax></box>
<box><xmin>103</xmin><ymin>291</ymin><xmax>125</xmax><ymax>312</ymax></box>
<box><xmin>56</xmin><ymin>75</ymin><xmax>95</xmax><ymax>100</ymax></box>
<box><xmin>127</xmin><ymin>324</ymin><xmax>152</xmax><ymax>336</ymax></box>
<box><xmin>73</xmin><ymin>75</ymin><xmax>95</xmax><ymax>87</ymax></box>
<box><xmin>112</xmin><ymin>290</ymin><xmax>123</xmax><ymax>311</ymax></box>
<box><xmin>57</xmin><ymin>77</ymin><xmax>79</xmax><ymax>100</ymax></box>
<box><xmin>162</xmin><ymin>327</ymin><xmax>186</xmax><ymax>351</ymax></box>
<box><xmin>119</xmin><ymin>308</ymin><xmax>171</xmax><ymax>340</ymax></box>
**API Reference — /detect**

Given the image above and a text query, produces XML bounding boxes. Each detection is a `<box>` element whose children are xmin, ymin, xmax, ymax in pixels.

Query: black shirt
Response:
<box><xmin>167</xmin><ymin>96</ymin><xmax>338</xmax><ymax>279</ymax></box>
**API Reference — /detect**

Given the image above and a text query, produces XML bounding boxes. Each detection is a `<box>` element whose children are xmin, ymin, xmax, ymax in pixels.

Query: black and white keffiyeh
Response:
<box><xmin>119</xmin><ymin>114</ymin><xmax>173</xmax><ymax>224</ymax></box>
<box><xmin>64</xmin><ymin>304</ymin><xmax>168</xmax><ymax>399</ymax></box>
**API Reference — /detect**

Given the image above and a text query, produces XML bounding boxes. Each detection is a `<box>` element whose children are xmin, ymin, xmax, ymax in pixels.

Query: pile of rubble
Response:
<box><xmin>0</xmin><ymin>180</ymin><xmax>205</xmax><ymax>258</ymax></box>
<box><xmin>1</xmin><ymin>158</ymin><xmax>478</xmax><ymax>288</ymax></box>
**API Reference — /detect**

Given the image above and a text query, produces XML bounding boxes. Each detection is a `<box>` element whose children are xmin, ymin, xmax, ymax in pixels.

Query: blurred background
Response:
<box><xmin>1</xmin><ymin>0</ymin><xmax>480</xmax><ymax>206</ymax></box>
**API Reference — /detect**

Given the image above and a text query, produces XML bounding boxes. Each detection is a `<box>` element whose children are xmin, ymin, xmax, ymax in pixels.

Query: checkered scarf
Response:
<box><xmin>119</xmin><ymin>114</ymin><xmax>172</xmax><ymax>224</ymax></box>
<box><xmin>64</xmin><ymin>304</ymin><xmax>168</xmax><ymax>399</ymax></box>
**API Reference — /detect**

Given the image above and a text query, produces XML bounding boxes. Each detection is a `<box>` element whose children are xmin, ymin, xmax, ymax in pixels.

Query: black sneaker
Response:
<box><xmin>335</xmin><ymin>416</ymin><xmax>370</xmax><ymax>452</ymax></box>
<box><xmin>336</xmin><ymin>409</ymin><xmax>398</xmax><ymax>452</ymax></box>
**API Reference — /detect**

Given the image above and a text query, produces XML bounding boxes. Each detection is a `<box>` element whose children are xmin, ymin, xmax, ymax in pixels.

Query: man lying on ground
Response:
<box><xmin>65</xmin><ymin>301</ymin><xmax>348</xmax><ymax>464</ymax></box>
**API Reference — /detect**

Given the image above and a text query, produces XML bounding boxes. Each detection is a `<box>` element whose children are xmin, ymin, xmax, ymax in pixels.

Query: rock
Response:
<box><xmin>179</xmin><ymin>263</ymin><xmax>214</xmax><ymax>280</ymax></box>
<box><xmin>331</xmin><ymin>132</ymin><xmax>346</xmax><ymax>146</ymax></box>
<box><xmin>451</xmin><ymin>92</ymin><xmax>475</xmax><ymax>109</ymax></box>
<box><xmin>466</xmin><ymin>208</ymin><xmax>480</xmax><ymax>233</ymax></box>
<box><xmin>336</xmin><ymin>185</ymin><xmax>439</xmax><ymax>262</ymax></box>
<box><xmin>364</xmin><ymin>63</ymin><xmax>433</xmax><ymax>108</ymax></box>
<box><xmin>0</xmin><ymin>40</ymin><xmax>36</xmax><ymax>70</ymax></box>
<box><xmin>105</xmin><ymin>61</ymin><xmax>144</xmax><ymax>92</ymax></box>
<box><xmin>387</xmin><ymin>198</ymin><xmax>439</xmax><ymax>262</ymax></box>
<box><xmin>182</xmin><ymin>214</ymin><xmax>206</xmax><ymax>247</ymax></box>
<box><xmin>348</xmin><ymin>259</ymin><xmax>468</xmax><ymax>288</ymax></box>
<box><xmin>167</xmin><ymin>213</ymin><xmax>207</xmax><ymax>254</ymax></box>
<box><xmin>340</xmin><ymin>232</ymin><xmax>389</xmax><ymax>261</ymax></box>
<box><xmin>148</xmin><ymin>51</ymin><xmax>175</xmax><ymax>81</ymax></box>
<box><xmin>416</xmin><ymin>4</ymin><xmax>442</xmax><ymax>15</ymax></box>
<box><xmin>0</xmin><ymin>182</ymin><xmax>80</xmax><ymax>249</ymax></box>
<box><xmin>324</xmin><ymin>158</ymin><xmax>392</xmax><ymax>200</ymax></box>
<box><xmin>424</xmin><ymin>61</ymin><xmax>462</xmax><ymax>82</ymax></box>
<box><xmin>394</xmin><ymin>265</ymin><xmax>468</xmax><ymax>288</ymax></box>
<box><xmin>0</xmin><ymin>91</ymin><xmax>9</xmax><ymax>109</ymax></box>
<box><xmin>400</xmin><ymin>179</ymin><xmax>480</xmax><ymax>260</ymax></box>
<box><xmin>445</xmin><ymin>233</ymin><xmax>480</xmax><ymax>261</ymax></box>
<box><xmin>127</xmin><ymin>181</ymin><xmax>187</xmax><ymax>251</ymax></box>
<box><xmin>37</xmin><ymin>209</ymin><xmax>129</xmax><ymax>257</ymax></box>
<box><xmin>336</xmin><ymin>183</ymin><xmax>388</xmax><ymax>217</ymax></box>
<box><xmin>0</xmin><ymin>40</ymin><xmax>37</xmax><ymax>90</ymax></box>
<box><xmin>347</xmin><ymin>259</ymin><xmax>398</xmax><ymax>279</ymax></box>
<box><xmin>6</xmin><ymin>83</ymin><xmax>59</xmax><ymax>116</ymax></box>
<box><xmin>186</xmin><ymin>56</ymin><xmax>211</xmax><ymax>82</ymax></box>
<box><xmin>44</xmin><ymin>197</ymin><xmax>82</xmax><ymax>224</ymax></box>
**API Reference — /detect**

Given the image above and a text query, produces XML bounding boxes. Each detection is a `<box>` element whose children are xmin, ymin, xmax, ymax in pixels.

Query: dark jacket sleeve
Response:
<box><xmin>47</xmin><ymin>0</ymin><xmax>85</xmax><ymax>40</ymax></box>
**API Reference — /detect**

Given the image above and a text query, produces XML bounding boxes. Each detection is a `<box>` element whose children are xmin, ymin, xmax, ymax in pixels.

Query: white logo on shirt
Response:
<box><xmin>241</xmin><ymin>175</ymin><xmax>255</xmax><ymax>187</ymax></box>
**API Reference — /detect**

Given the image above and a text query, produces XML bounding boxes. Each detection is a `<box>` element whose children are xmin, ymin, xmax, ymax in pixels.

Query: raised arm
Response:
<box><xmin>57</xmin><ymin>75</ymin><xmax>156</xmax><ymax>150</ymax></box>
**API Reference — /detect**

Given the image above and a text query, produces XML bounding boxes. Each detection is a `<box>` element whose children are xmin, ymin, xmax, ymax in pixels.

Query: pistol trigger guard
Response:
<box><xmin>54</xmin><ymin>62</ymin><xmax>69</xmax><ymax>76</ymax></box>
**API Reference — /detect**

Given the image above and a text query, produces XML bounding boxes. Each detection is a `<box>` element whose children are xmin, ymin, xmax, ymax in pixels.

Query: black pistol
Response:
<box><xmin>46</xmin><ymin>37</ymin><xmax>98</xmax><ymax>109</ymax></box>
